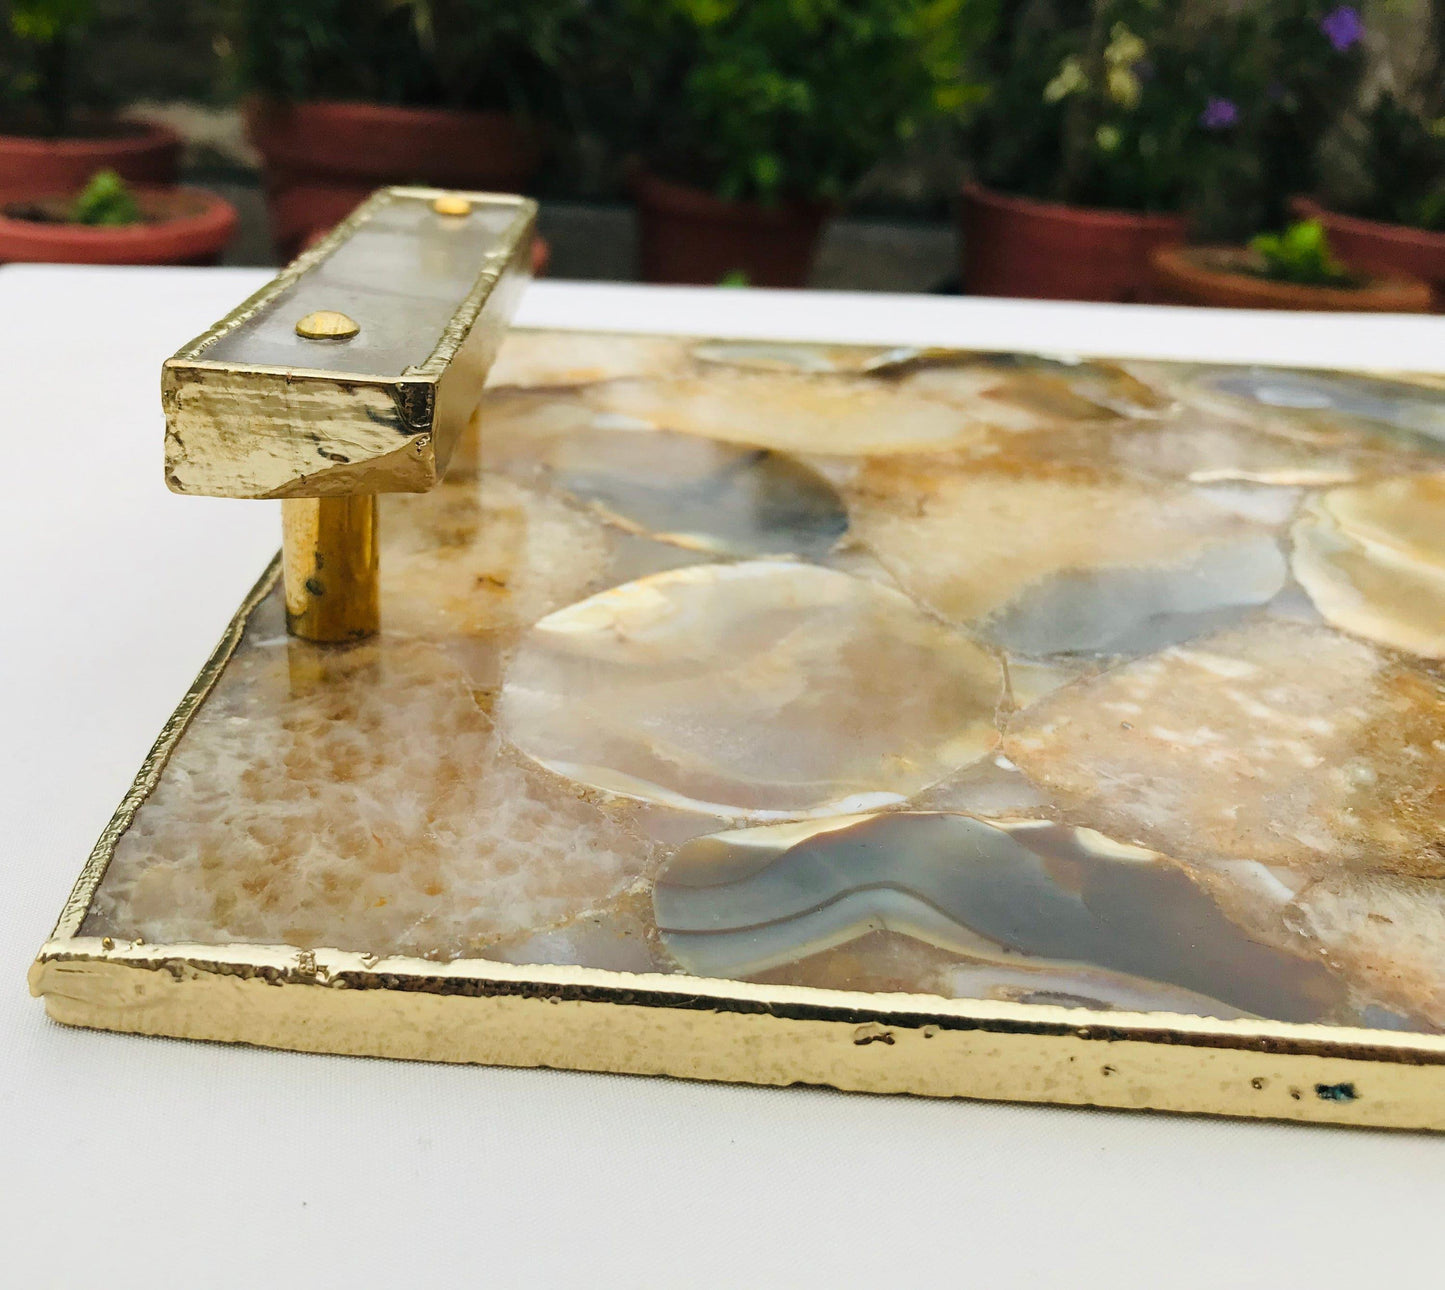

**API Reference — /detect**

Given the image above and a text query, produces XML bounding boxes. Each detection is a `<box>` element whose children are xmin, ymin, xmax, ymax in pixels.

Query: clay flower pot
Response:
<box><xmin>632</xmin><ymin>170</ymin><xmax>830</xmax><ymax>288</ymax></box>
<box><xmin>1292</xmin><ymin>197</ymin><xmax>1445</xmax><ymax>311</ymax></box>
<box><xmin>961</xmin><ymin>182</ymin><xmax>1187</xmax><ymax>303</ymax></box>
<box><xmin>0</xmin><ymin>120</ymin><xmax>181</xmax><ymax>202</ymax></box>
<box><xmin>246</xmin><ymin>99</ymin><xmax>541</xmax><ymax>259</ymax></box>
<box><xmin>1150</xmin><ymin>244</ymin><xmax>1432</xmax><ymax>312</ymax></box>
<box><xmin>0</xmin><ymin>186</ymin><xmax>238</xmax><ymax>265</ymax></box>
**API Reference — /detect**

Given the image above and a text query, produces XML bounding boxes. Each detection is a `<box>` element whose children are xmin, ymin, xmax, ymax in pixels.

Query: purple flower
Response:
<box><xmin>1321</xmin><ymin>5</ymin><xmax>1363</xmax><ymax>53</ymax></box>
<box><xmin>1200</xmin><ymin>96</ymin><xmax>1239</xmax><ymax>130</ymax></box>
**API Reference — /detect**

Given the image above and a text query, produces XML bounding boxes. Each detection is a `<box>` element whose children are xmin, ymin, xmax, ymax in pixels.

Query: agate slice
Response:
<box><xmin>498</xmin><ymin>561</ymin><xmax>1003</xmax><ymax>818</ymax></box>
<box><xmin>487</xmin><ymin>329</ymin><xmax>689</xmax><ymax>388</ymax></box>
<box><xmin>583</xmin><ymin>369</ymin><xmax>991</xmax><ymax>455</ymax></box>
<box><xmin>850</xmin><ymin>458</ymin><xmax>1287</xmax><ymax>656</ymax></box>
<box><xmin>1004</xmin><ymin>618</ymin><xmax>1445</xmax><ymax>878</ymax></box>
<box><xmin>1176</xmin><ymin>366</ymin><xmax>1445</xmax><ymax>448</ymax></box>
<box><xmin>382</xmin><ymin>474</ymin><xmax>612</xmax><ymax>640</ymax></box>
<box><xmin>1291</xmin><ymin>473</ymin><xmax>1445</xmax><ymax>658</ymax></box>
<box><xmin>85</xmin><ymin>613</ymin><xmax>657</xmax><ymax>960</ymax></box>
<box><xmin>654</xmin><ymin>812</ymin><xmax>1350</xmax><ymax>1023</ymax></box>
<box><xmin>503</xmin><ymin>422</ymin><xmax>848</xmax><ymax>559</ymax></box>
<box><xmin>889</xmin><ymin>352</ymin><xmax>1170</xmax><ymax>423</ymax></box>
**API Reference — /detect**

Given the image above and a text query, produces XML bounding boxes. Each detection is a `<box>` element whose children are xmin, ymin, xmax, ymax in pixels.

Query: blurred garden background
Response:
<box><xmin>0</xmin><ymin>0</ymin><xmax>1441</xmax><ymax>307</ymax></box>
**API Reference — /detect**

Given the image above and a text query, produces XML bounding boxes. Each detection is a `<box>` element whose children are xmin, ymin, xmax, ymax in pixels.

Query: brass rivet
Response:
<box><xmin>432</xmin><ymin>194</ymin><xmax>472</xmax><ymax>218</ymax></box>
<box><xmin>295</xmin><ymin>310</ymin><xmax>360</xmax><ymax>340</ymax></box>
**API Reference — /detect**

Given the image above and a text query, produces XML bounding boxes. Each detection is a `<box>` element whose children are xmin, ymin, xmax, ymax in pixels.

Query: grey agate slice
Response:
<box><xmin>654</xmin><ymin>812</ymin><xmax>1351</xmax><ymax>1024</ymax></box>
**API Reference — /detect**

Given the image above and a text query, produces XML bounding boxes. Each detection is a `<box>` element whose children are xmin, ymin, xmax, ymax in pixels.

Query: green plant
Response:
<box><xmin>1340</xmin><ymin>91</ymin><xmax>1445</xmax><ymax>232</ymax></box>
<box><xmin>70</xmin><ymin>166</ymin><xmax>140</xmax><ymax>223</ymax></box>
<box><xmin>1249</xmin><ymin>218</ymin><xmax>1354</xmax><ymax>285</ymax></box>
<box><xmin>611</xmin><ymin>0</ymin><xmax>993</xmax><ymax>204</ymax></box>
<box><xmin>2</xmin><ymin>0</ymin><xmax>95</xmax><ymax>134</ymax></box>
<box><xmin>968</xmin><ymin>1</ymin><xmax>1364</xmax><ymax>237</ymax></box>
<box><xmin>236</xmin><ymin>0</ymin><xmax>580</xmax><ymax>118</ymax></box>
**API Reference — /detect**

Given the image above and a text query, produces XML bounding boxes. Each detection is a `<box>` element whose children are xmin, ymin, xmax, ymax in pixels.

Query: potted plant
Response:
<box><xmin>0</xmin><ymin>166</ymin><xmax>238</xmax><ymax>264</ymax></box>
<box><xmin>0</xmin><ymin>0</ymin><xmax>181</xmax><ymax>199</ymax></box>
<box><xmin>610</xmin><ymin>0</ymin><xmax>989</xmax><ymax>287</ymax></box>
<box><xmin>1295</xmin><ymin>5</ymin><xmax>1445</xmax><ymax>308</ymax></box>
<box><xmin>238</xmin><ymin>0</ymin><xmax>572</xmax><ymax>260</ymax></box>
<box><xmin>962</xmin><ymin>1</ymin><xmax>1364</xmax><ymax>301</ymax></box>
<box><xmin>1151</xmin><ymin>216</ymin><xmax>1431</xmax><ymax>312</ymax></box>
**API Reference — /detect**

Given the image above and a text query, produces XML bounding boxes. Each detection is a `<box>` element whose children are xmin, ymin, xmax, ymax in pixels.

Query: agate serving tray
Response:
<box><xmin>31</xmin><ymin>324</ymin><xmax>1445</xmax><ymax>1130</ymax></box>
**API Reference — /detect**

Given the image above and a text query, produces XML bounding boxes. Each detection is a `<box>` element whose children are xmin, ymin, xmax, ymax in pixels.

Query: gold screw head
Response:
<box><xmin>432</xmin><ymin>194</ymin><xmax>472</xmax><ymax>218</ymax></box>
<box><xmin>295</xmin><ymin>310</ymin><xmax>360</xmax><ymax>340</ymax></box>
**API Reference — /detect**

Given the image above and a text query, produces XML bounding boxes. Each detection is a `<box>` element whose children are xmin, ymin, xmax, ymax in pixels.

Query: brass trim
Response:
<box><xmin>162</xmin><ymin>187</ymin><xmax>536</xmax><ymax>500</ymax></box>
<box><xmin>281</xmin><ymin>496</ymin><xmax>379</xmax><ymax>642</ymax></box>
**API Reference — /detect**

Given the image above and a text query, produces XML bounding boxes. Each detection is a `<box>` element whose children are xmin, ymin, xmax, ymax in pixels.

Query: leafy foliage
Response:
<box><xmin>1</xmin><ymin>0</ymin><xmax>94</xmax><ymax>133</ymax></box>
<box><xmin>1249</xmin><ymin>218</ymin><xmax>1353</xmax><ymax>285</ymax></box>
<box><xmin>1347</xmin><ymin>93</ymin><xmax>1445</xmax><ymax>231</ymax></box>
<box><xmin>237</xmin><ymin>0</ymin><xmax>580</xmax><ymax>118</ymax></box>
<box><xmin>967</xmin><ymin>0</ymin><xmax>1363</xmax><ymax>237</ymax></box>
<box><xmin>70</xmin><ymin>166</ymin><xmax>141</xmax><ymax>223</ymax></box>
<box><xmin>611</xmin><ymin>0</ymin><xmax>993</xmax><ymax>204</ymax></box>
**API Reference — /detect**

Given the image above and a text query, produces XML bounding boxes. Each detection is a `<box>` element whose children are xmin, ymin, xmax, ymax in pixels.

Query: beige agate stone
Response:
<box><xmin>1291</xmin><ymin>473</ymin><xmax>1445</xmax><ymax>659</ymax></box>
<box><xmin>85</xmin><ymin>618</ymin><xmax>658</xmax><ymax>959</ymax></box>
<box><xmin>382</xmin><ymin>473</ymin><xmax>612</xmax><ymax>641</ymax></box>
<box><xmin>582</xmin><ymin>369</ymin><xmax>993</xmax><ymax>455</ymax></box>
<box><xmin>849</xmin><ymin>456</ymin><xmax>1286</xmax><ymax>655</ymax></box>
<box><xmin>497</xmin><ymin>561</ymin><xmax>1004</xmax><ymax>819</ymax></box>
<box><xmin>487</xmin><ymin>329</ymin><xmax>690</xmax><ymax>388</ymax></box>
<box><xmin>1004</xmin><ymin>618</ymin><xmax>1445</xmax><ymax>879</ymax></box>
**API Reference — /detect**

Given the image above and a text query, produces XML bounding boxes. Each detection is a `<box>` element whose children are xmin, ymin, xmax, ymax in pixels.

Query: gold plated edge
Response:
<box><xmin>42</xmin><ymin>555</ymin><xmax>282</xmax><ymax>943</ymax></box>
<box><xmin>410</xmin><ymin>198</ymin><xmax>536</xmax><ymax>379</ymax></box>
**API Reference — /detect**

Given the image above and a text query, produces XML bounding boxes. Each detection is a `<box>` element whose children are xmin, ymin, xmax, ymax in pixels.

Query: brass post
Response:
<box><xmin>281</xmin><ymin>496</ymin><xmax>380</xmax><ymax>643</ymax></box>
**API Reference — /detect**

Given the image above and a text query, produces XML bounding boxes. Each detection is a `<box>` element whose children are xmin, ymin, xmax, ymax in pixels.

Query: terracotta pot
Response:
<box><xmin>0</xmin><ymin>120</ymin><xmax>181</xmax><ymax>202</ymax></box>
<box><xmin>1150</xmin><ymin>244</ymin><xmax>1431</xmax><ymax>313</ymax></box>
<box><xmin>0</xmin><ymin>186</ymin><xmax>238</xmax><ymax>265</ymax></box>
<box><xmin>961</xmin><ymin>182</ymin><xmax>1187</xmax><ymax>303</ymax></box>
<box><xmin>246</xmin><ymin>99</ymin><xmax>541</xmax><ymax>259</ymax></box>
<box><xmin>1292</xmin><ymin>197</ymin><xmax>1445</xmax><ymax>311</ymax></box>
<box><xmin>632</xmin><ymin>170</ymin><xmax>830</xmax><ymax>288</ymax></box>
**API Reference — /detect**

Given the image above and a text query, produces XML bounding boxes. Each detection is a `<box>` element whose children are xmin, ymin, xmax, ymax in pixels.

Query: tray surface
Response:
<box><xmin>36</xmin><ymin>328</ymin><xmax>1445</xmax><ymax>1127</ymax></box>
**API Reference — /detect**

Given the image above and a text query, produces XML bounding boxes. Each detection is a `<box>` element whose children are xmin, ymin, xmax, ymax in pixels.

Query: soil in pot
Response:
<box><xmin>1150</xmin><ymin>244</ymin><xmax>1432</xmax><ymax>312</ymax></box>
<box><xmin>961</xmin><ymin>182</ymin><xmax>1187</xmax><ymax>303</ymax></box>
<box><xmin>247</xmin><ymin>100</ymin><xmax>541</xmax><ymax>259</ymax></box>
<box><xmin>0</xmin><ymin>186</ymin><xmax>238</xmax><ymax>266</ymax></box>
<box><xmin>0</xmin><ymin>120</ymin><xmax>181</xmax><ymax>202</ymax></box>
<box><xmin>632</xmin><ymin>170</ymin><xmax>829</xmax><ymax>288</ymax></box>
<box><xmin>1292</xmin><ymin>198</ymin><xmax>1445</xmax><ymax>311</ymax></box>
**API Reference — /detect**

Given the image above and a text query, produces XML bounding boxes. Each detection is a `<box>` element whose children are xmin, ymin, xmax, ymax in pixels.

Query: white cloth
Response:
<box><xmin>2</xmin><ymin>265</ymin><xmax>1441</xmax><ymax>1289</ymax></box>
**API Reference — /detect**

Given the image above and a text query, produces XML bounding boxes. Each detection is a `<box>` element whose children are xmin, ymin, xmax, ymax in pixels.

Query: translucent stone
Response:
<box><xmin>85</xmin><ymin>619</ymin><xmax>658</xmax><ymax>959</ymax></box>
<box><xmin>890</xmin><ymin>352</ymin><xmax>1171</xmax><ymax>422</ymax></box>
<box><xmin>382</xmin><ymin>474</ymin><xmax>612</xmax><ymax>641</ymax></box>
<box><xmin>583</xmin><ymin>369</ymin><xmax>994</xmax><ymax>455</ymax></box>
<box><xmin>487</xmin><ymin>329</ymin><xmax>690</xmax><ymax>388</ymax></box>
<box><xmin>497</xmin><ymin>561</ymin><xmax>1003</xmax><ymax>819</ymax></box>
<box><xmin>653</xmin><ymin>812</ymin><xmax>1351</xmax><ymax>1022</ymax></box>
<box><xmin>496</xmin><ymin>421</ymin><xmax>849</xmax><ymax>559</ymax></box>
<box><xmin>1167</xmin><ymin>365</ymin><xmax>1445</xmax><ymax>450</ymax></box>
<box><xmin>850</xmin><ymin>457</ymin><xmax>1286</xmax><ymax>656</ymax></box>
<box><xmin>1291</xmin><ymin>473</ymin><xmax>1445</xmax><ymax>658</ymax></box>
<box><xmin>1004</xmin><ymin>618</ymin><xmax>1445</xmax><ymax>878</ymax></box>
<box><xmin>691</xmin><ymin>339</ymin><xmax>908</xmax><ymax>374</ymax></box>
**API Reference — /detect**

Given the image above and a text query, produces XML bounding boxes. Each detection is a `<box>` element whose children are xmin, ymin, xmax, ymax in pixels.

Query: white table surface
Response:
<box><xmin>3</xmin><ymin>264</ymin><xmax>1442</xmax><ymax>1289</ymax></box>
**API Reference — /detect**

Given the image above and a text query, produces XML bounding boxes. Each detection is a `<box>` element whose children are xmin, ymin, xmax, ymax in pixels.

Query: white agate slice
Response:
<box><xmin>1291</xmin><ymin>473</ymin><xmax>1445</xmax><ymax>658</ymax></box>
<box><xmin>498</xmin><ymin>562</ymin><xmax>1003</xmax><ymax>819</ymax></box>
